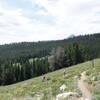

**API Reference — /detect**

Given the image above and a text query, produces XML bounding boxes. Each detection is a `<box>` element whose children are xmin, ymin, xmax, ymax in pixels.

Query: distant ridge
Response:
<box><xmin>0</xmin><ymin>33</ymin><xmax>100</xmax><ymax>62</ymax></box>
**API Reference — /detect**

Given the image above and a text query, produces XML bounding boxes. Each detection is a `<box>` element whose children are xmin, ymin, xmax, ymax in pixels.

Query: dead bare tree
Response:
<box><xmin>48</xmin><ymin>47</ymin><xmax>65</xmax><ymax>71</ymax></box>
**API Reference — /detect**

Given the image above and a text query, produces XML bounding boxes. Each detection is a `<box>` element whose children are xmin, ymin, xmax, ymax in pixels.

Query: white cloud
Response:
<box><xmin>0</xmin><ymin>0</ymin><xmax>100</xmax><ymax>44</ymax></box>
<box><xmin>33</xmin><ymin>0</ymin><xmax>100</xmax><ymax>27</ymax></box>
<box><xmin>34</xmin><ymin>0</ymin><xmax>100</xmax><ymax>34</ymax></box>
<box><xmin>0</xmin><ymin>7</ymin><xmax>67</xmax><ymax>44</ymax></box>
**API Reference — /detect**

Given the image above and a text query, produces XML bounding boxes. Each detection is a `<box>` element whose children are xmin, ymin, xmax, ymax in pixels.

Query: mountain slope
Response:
<box><xmin>0</xmin><ymin>58</ymin><xmax>100</xmax><ymax>100</ymax></box>
<box><xmin>0</xmin><ymin>33</ymin><xmax>100</xmax><ymax>62</ymax></box>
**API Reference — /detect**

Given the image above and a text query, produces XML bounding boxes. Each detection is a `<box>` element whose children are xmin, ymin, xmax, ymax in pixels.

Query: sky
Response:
<box><xmin>0</xmin><ymin>0</ymin><xmax>100</xmax><ymax>44</ymax></box>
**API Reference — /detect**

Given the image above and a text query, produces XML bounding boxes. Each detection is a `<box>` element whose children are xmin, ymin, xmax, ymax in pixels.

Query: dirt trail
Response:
<box><xmin>78</xmin><ymin>71</ymin><xmax>92</xmax><ymax>100</ymax></box>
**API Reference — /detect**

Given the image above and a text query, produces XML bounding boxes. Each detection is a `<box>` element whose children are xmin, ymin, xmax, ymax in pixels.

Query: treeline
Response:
<box><xmin>0</xmin><ymin>43</ymin><xmax>87</xmax><ymax>85</ymax></box>
<box><xmin>0</xmin><ymin>33</ymin><xmax>100</xmax><ymax>85</ymax></box>
<box><xmin>0</xmin><ymin>33</ymin><xmax>100</xmax><ymax>63</ymax></box>
<box><xmin>0</xmin><ymin>58</ymin><xmax>49</xmax><ymax>85</ymax></box>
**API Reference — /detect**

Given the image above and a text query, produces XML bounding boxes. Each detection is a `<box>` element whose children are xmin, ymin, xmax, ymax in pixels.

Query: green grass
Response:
<box><xmin>0</xmin><ymin>59</ymin><xmax>100</xmax><ymax>100</ymax></box>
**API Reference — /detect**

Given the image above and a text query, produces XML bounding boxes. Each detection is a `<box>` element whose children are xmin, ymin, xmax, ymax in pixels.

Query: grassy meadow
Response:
<box><xmin>0</xmin><ymin>59</ymin><xmax>100</xmax><ymax>100</ymax></box>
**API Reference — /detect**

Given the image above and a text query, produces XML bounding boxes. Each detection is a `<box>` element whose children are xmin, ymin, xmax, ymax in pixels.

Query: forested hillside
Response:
<box><xmin>0</xmin><ymin>33</ymin><xmax>100</xmax><ymax>85</ymax></box>
<box><xmin>0</xmin><ymin>33</ymin><xmax>100</xmax><ymax>62</ymax></box>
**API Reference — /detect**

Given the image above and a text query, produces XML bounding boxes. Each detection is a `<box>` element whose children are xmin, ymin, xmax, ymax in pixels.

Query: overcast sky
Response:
<box><xmin>0</xmin><ymin>0</ymin><xmax>100</xmax><ymax>44</ymax></box>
